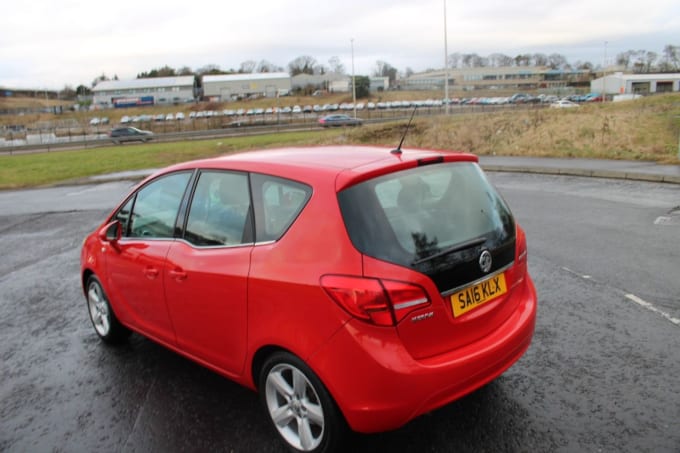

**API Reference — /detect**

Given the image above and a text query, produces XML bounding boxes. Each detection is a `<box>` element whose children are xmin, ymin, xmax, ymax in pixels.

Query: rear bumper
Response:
<box><xmin>308</xmin><ymin>274</ymin><xmax>537</xmax><ymax>433</ymax></box>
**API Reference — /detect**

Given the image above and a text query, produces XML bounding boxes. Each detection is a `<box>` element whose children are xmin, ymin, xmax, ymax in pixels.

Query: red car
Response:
<box><xmin>81</xmin><ymin>145</ymin><xmax>536</xmax><ymax>452</ymax></box>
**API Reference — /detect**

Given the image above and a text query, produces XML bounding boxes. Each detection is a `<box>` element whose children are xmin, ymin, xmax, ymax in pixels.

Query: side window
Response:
<box><xmin>184</xmin><ymin>171</ymin><xmax>252</xmax><ymax>246</ymax></box>
<box><xmin>127</xmin><ymin>172</ymin><xmax>191</xmax><ymax>239</ymax></box>
<box><xmin>253</xmin><ymin>174</ymin><xmax>311</xmax><ymax>242</ymax></box>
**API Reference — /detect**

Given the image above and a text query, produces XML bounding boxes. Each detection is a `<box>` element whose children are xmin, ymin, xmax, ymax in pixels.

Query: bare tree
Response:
<box><xmin>532</xmin><ymin>53</ymin><xmax>548</xmax><ymax>67</ymax></box>
<box><xmin>91</xmin><ymin>73</ymin><xmax>109</xmax><ymax>88</ymax></box>
<box><xmin>288</xmin><ymin>56</ymin><xmax>318</xmax><ymax>76</ymax></box>
<box><xmin>616</xmin><ymin>51</ymin><xmax>633</xmax><ymax>70</ymax></box>
<box><xmin>644</xmin><ymin>51</ymin><xmax>658</xmax><ymax>73</ymax></box>
<box><xmin>447</xmin><ymin>52</ymin><xmax>462</xmax><ymax>69</ymax></box>
<box><xmin>328</xmin><ymin>56</ymin><xmax>345</xmax><ymax>74</ymax></box>
<box><xmin>374</xmin><ymin>61</ymin><xmax>398</xmax><ymax>85</ymax></box>
<box><xmin>256</xmin><ymin>60</ymin><xmax>282</xmax><ymax>73</ymax></box>
<box><xmin>548</xmin><ymin>53</ymin><xmax>567</xmax><ymax>70</ymax></box>
<box><xmin>488</xmin><ymin>53</ymin><xmax>513</xmax><ymax>67</ymax></box>
<box><xmin>196</xmin><ymin>64</ymin><xmax>224</xmax><ymax>75</ymax></box>
<box><xmin>239</xmin><ymin>60</ymin><xmax>257</xmax><ymax>73</ymax></box>
<box><xmin>514</xmin><ymin>54</ymin><xmax>532</xmax><ymax>66</ymax></box>
<box><xmin>462</xmin><ymin>53</ymin><xmax>484</xmax><ymax>68</ymax></box>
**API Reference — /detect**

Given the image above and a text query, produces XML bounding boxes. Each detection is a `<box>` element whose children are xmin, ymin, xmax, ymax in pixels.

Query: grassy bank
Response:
<box><xmin>1</xmin><ymin>94</ymin><xmax>678</xmax><ymax>189</ymax></box>
<box><xmin>0</xmin><ymin>131</ymin><xmax>338</xmax><ymax>189</ymax></box>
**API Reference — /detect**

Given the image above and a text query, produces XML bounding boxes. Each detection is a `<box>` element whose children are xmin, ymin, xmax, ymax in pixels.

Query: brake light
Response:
<box><xmin>512</xmin><ymin>225</ymin><xmax>528</xmax><ymax>287</ymax></box>
<box><xmin>321</xmin><ymin>275</ymin><xmax>430</xmax><ymax>326</ymax></box>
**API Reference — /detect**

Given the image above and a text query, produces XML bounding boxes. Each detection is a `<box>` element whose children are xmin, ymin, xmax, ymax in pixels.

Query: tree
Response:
<box><xmin>257</xmin><ymin>60</ymin><xmax>282</xmax><ymax>73</ymax></box>
<box><xmin>137</xmin><ymin>65</ymin><xmax>176</xmax><ymax>78</ymax></box>
<box><xmin>374</xmin><ymin>61</ymin><xmax>398</xmax><ymax>85</ymax></box>
<box><xmin>548</xmin><ymin>53</ymin><xmax>567</xmax><ymax>70</ymax></box>
<box><xmin>488</xmin><ymin>53</ymin><xmax>513</xmax><ymax>67</ymax></box>
<box><xmin>661</xmin><ymin>45</ymin><xmax>679</xmax><ymax>71</ymax></box>
<box><xmin>353</xmin><ymin>75</ymin><xmax>370</xmax><ymax>98</ymax></box>
<box><xmin>616</xmin><ymin>50</ymin><xmax>633</xmax><ymax>70</ymax></box>
<box><xmin>239</xmin><ymin>60</ymin><xmax>257</xmax><ymax>73</ymax></box>
<box><xmin>196</xmin><ymin>64</ymin><xmax>226</xmax><ymax>75</ymax></box>
<box><xmin>447</xmin><ymin>53</ymin><xmax>462</xmax><ymax>69</ymax></box>
<box><xmin>59</xmin><ymin>85</ymin><xmax>76</xmax><ymax>99</ymax></box>
<box><xmin>76</xmin><ymin>84</ymin><xmax>92</xmax><ymax>96</ymax></box>
<box><xmin>178</xmin><ymin>66</ymin><xmax>194</xmax><ymax>76</ymax></box>
<box><xmin>532</xmin><ymin>53</ymin><xmax>548</xmax><ymax>67</ymax></box>
<box><xmin>288</xmin><ymin>56</ymin><xmax>318</xmax><ymax>76</ymax></box>
<box><xmin>514</xmin><ymin>54</ymin><xmax>532</xmax><ymax>66</ymax></box>
<box><xmin>328</xmin><ymin>56</ymin><xmax>345</xmax><ymax>74</ymax></box>
<box><xmin>462</xmin><ymin>53</ymin><xmax>484</xmax><ymax>68</ymax></box>
<box><xmin>91</xmin><ymin>73</ymin><xmax>109</xmax><ymax>87</ymax></box>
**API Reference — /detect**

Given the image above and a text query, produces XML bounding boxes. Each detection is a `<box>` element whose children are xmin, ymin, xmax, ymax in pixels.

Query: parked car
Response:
<box><xmin>108</xmin><ymin>127</ymin><xmax>154</xmax><ymax>144</ymax></box>
<box><xmin>318</xmin><ymin>114</ymin><xmax>363</xmax><ymax>127</ymax></box>
<box><xmin>81</xmin><ymin>146</ymin><xmax>536</xmax><ymax>452</ymax></box>
<box><xmin>550</xmin><ymin>99</ymin><xmax>580</xmax><ymax>109</ymax></box>
<box><xmin>175</xmin><ymin>112</ymin><xmax>185</xmax><ymax>120</ymax></box>
<box><xmin>89</xmin><ymin>117</ymin><xmax>100</xmax><ymax>126</ymax></box>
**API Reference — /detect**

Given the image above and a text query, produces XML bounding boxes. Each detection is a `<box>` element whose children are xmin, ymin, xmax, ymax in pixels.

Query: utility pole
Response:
<box><xmin>351</xmin><ymin>38</ymin><xmax>357</xmax><ymax>119</ymax></box>
<box><xmin>602</xmin><ymin>41</ymin><xmax>608</xmax><ymax>103</ymax></box>
<box><xmin>444</xmin><ymin>0</ymin><xmax>450</xmax><ymax>114</ymax></box>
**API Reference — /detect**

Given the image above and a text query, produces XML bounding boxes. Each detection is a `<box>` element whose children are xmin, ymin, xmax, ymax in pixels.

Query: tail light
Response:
<box><xmin>321</xmin><ymin>275</ymin><xmax>430</xmax><ymax>327</ymax></box>
<box><xmin>511</xmin><ymin>225</ymin><xmax>528</xmax><ymax>288</ymax></box>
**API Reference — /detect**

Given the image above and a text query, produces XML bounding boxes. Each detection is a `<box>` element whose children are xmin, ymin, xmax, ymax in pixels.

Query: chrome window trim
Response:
<box><xmin>441</xmin><ymin>262</ymin><xmax>514</xmax><ymax>297</ymax></box>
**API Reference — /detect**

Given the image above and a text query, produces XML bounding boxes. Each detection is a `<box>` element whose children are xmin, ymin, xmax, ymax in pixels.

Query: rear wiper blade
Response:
<box><xmin>412</xmin><ymin>236</ymin><xmax>486</xmax><ymax>265</ymax></box>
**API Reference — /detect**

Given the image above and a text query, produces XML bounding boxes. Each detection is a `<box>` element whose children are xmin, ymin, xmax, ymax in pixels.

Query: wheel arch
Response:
<box><xmin>82</xmin><ymin>268</ymin><xmax>95</xmax><ymax>296</ymax></box>
<box><xmin>250</xmin><ymin>345</ymin><xmax>290</xmax><ymax>390</ymax></box>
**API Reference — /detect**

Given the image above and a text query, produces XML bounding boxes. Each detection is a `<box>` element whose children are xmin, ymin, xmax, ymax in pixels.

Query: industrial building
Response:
<box><xmin>591</xmin><ymin>73</ymin><xmax>680</xmax><ymax>95</ymax></box>
<box><xmin>92</xmin><ymin>76</ymin><xmax>196</xmax><ymax>108</ymax></box>
<box><xmin>400</xmin><ymin>66</ymin><xmax>590</xmax><ymax>91</ymax></box>
<box><xmin>202</xmin><ymin>73</ymin><xmax>291</xmax><ymax>101</ymax></box>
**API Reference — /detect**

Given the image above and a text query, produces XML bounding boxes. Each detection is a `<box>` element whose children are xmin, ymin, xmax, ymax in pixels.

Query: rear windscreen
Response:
<box><xmin>338</xmin><ymin>162</ymin><xmax>515</xmax><ymax>287</ymax></box>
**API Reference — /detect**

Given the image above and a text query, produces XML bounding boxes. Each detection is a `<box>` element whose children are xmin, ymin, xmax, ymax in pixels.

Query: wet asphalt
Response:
<box><xmin>1</xmin><ymin>175</ymin><xmax>679</xmax><ymax>452</ymax></box>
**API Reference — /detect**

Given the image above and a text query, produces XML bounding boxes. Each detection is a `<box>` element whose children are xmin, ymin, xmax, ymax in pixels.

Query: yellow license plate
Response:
<box><xmin>450</xmin><ymin>273</ymin><xmax>507</xmax><ymax>317</ymax></box>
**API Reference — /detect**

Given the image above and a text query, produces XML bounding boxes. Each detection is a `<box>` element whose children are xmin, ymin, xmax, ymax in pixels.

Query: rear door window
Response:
<box><xmin>183</xmin><ymin>170</ymin><xmax>253</xmax><ymax>246</ymax></box>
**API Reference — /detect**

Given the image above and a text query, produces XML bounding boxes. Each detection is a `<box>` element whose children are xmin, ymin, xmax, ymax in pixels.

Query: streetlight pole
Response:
<box><xmin>351</xmin><ymin>38</ymin><xmax>357</xmax><ymax>119</ymax></box>
<box><xmin>444</xmin><ymin>0</ymin><xmax>450</xmax><ymax>114</ymax></box>
<box><xmin>602</xmin><ymin>41</ymin><xmax>607</xmax><ymax>103</ymax></box>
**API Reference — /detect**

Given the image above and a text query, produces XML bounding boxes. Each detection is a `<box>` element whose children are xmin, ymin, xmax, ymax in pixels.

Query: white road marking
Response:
<box><xmin>562</xmin><ymin>266</ymin><xmax>679</xmax><ymax>327</ymax></box>
<box><xmin>625</xmin><ymin>294</ymin><xmax>680</xmax><ymax>327</ymax></box>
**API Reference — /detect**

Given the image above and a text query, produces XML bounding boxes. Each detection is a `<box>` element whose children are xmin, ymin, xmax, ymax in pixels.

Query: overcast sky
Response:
<box><xmin>1</xmin><ymin>0</ymin><xmax>678</xmax><ymax>90</ymax></box>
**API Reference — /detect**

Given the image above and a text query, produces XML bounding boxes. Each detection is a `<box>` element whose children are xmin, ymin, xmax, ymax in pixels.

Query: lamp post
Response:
<box><xmin>602</xmin><ymin>41</ymin><xmax>608</xmax><ymax>103</ymax></box>
<box><xmin>444</xmin><ymin>0</ymin><xmax>450</xmax><ymax>114</ymax></box>
<box><xmin>351</xmin><ymin>38</ymin><xmax>357</xmax><ymax>119</ymax></box>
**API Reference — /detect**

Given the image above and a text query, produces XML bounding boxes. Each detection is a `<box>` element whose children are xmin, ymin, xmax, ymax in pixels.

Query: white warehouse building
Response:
<box><xmin>202</xmin><ymin>73</ymin><xmax>292</xmax><ymax>101</ymax></box>
<box><xmin>92</xmin><ymin>76</ymin><xmax>196</xmax><ymax>108</ymax></box>
<box><xmin>591</xmin><ymin>72</ymin><xmax>680</xmax><ymax>96</ymax></box>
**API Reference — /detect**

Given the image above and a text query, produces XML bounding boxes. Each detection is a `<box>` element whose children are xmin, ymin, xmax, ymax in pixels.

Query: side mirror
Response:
<box><xmin>98</xmin><ymin>220</ymin><xmax>121</xmax><ymax>243</ymax></box>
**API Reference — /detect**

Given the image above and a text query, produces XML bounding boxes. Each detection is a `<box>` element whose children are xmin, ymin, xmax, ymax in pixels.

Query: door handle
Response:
<box><xmin>144</xmin><ymin>267</ymin><xmax>159</xmax><ymax>279</ymax></box>
<box><xmin>169</xmin><ymin>268</ymin><xmax>188</xmax><ymax>281</ymax></box>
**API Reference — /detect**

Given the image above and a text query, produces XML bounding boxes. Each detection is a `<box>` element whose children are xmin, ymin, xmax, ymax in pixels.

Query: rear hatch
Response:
<box><xmin>338</xmin><ymin>161</ymin><xmax>522</xmax><ymax>359</ymax></box>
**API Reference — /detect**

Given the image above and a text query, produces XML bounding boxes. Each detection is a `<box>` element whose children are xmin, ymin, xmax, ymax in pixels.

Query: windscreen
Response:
<box><xmin>338</xmin><ymin>162</ymin><xmax>515</xmax><ymax>291</ymax></box>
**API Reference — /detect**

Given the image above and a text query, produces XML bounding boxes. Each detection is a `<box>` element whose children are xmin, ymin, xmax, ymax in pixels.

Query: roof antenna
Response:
<box><xmin>391</xmin><ymin>106</ymin><xmax>418</xmax><ymax>155</ymax></box>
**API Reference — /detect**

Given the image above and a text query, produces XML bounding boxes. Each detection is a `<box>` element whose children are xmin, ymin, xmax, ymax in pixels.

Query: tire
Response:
<box><xmin>259</xmin><ymin>351</ymin><xmax>347</xmax><ymax>453</ymax></box>
<box><xmin>86</xmin><ymin>275</ymin><xmax>131</xmax><ymax>344</ymax></box>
